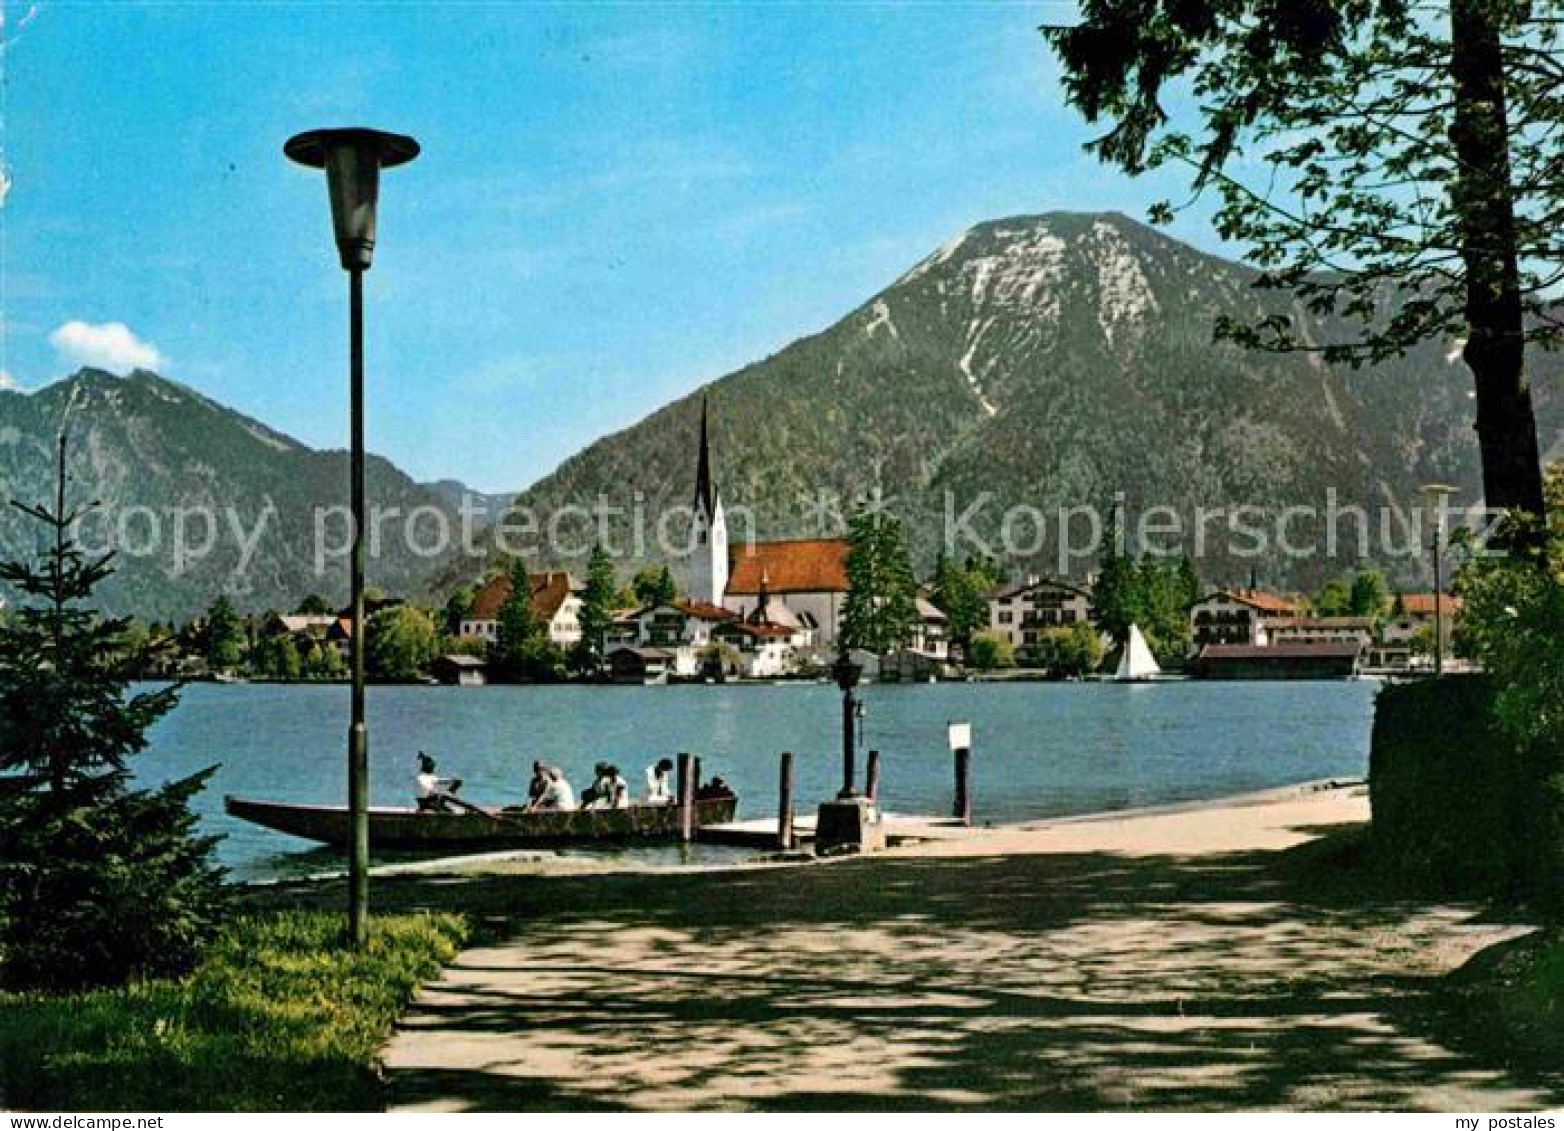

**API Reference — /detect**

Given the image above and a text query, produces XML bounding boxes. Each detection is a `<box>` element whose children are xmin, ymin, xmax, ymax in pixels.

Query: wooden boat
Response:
<box><xmin>223</xmin><ymin>793</ymin><xmax>739</xmax><ymax>850</ymax></box>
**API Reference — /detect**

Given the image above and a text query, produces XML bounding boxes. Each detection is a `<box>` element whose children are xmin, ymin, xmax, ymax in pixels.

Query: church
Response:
<box><xmin>684</xmin><ymin>397</ymin><xmax>851</xmax><ymax>648</ymax></box>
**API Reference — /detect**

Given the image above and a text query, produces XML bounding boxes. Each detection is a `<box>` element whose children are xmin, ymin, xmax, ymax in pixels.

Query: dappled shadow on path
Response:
<box><xmin>272</xmin><ymin>828</ymin><xmax>1562</xmax><ymax>1111</ymax></box>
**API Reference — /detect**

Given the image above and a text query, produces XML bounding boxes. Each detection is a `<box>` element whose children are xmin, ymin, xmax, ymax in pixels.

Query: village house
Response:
<box><xmin>1263</xmin><ymin>616</ymin><xmax>1377</xmax><ymax>651</ymax></box>
<box><xmin>1188</xmin><ymin>589</ymin><xmax>1301</xmax><ymax>648</ymax></box>
<box><xmin>986</xmin><ymin>577</ymin><xmax>1095</xmax><ymax>653</ymax></box>
<box><xmin>460</xmin><ymin>570</ymin><xmax>583</xmax><ymax>649</ymax></box>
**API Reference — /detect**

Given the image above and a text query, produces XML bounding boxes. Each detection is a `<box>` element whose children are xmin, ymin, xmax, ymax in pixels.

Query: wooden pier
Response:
<box><xmin>696</xmin><ymin>812</ymin><xmax>979</xmax><ymax>850</ymax></box>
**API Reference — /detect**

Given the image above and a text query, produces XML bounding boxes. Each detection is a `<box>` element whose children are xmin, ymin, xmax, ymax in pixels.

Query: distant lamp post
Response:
<box><xmin>1421</xmin><ymin>482</ymin><xmax>1458</xmax><ymax>677</ymax></box>
<box><xmin>831</xmin><ymin>643</ymin><xmax>863</xmax><ymax>798</ymax></box>
<box><xmin>285</xmin><ymin>127</ymin><xmax>420</xmax><ymax>948</ymax></box>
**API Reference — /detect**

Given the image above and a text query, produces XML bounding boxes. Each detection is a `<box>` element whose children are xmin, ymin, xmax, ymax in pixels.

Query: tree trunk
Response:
<box><xmin>1448</xmin><ymin>0</ymin><xmax>1547</xmax><ymax>530</ymax></box>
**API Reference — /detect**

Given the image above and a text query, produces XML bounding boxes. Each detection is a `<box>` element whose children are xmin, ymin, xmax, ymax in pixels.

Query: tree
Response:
<box><xmin>930</xmin><ymin>551</ymin><xmax>994</xmax><ymax>658</ymax></box>
<box><xmin>632</xmin><ymin>565</ymin><xmax>677</xmax><ymax>608</ymax></box>
<box><xmin>253</xmin><ymin>632</ymin><xmax>302</xmax><ymax>680</ymax></box>
<box><xmin>1027</xmin><ymin>622</ymin><xmax>1106</xmax><ymax>677</ymax></box>
<box><xmin>295</xmin><ymin>593</ymin><xmax>332</xmax><ymax>616</ymax></box>
<box><xmin>302</xmin><ymin>639</ymin><xmax>346</xmax><ymax>681</ymax></box>
<box><xmin>0</xmin><ymin>442</ymin><xmax>223</xmax><ymax>991</ymax></box>
<box><xmin>442</xmin><ymin>585</ymin><xmax>475</xmax><ymax>638</ymax></box>
<box><xmin>1349</xmin><ymin>570</ymin><xmax>1391</xmax><ymax>619</ymax></box>
<box><xmin>1093</xmin><ymin>506</ymin><xmax>1141</xmax><ymax>643</ymax></box>
<box><xmin>841</xmin><ymin>509</ymin><xmax>919</xmax><ymax>655</ymax></box>
<box><xmin>1045</xmin><ymin>0</ymin><xmax>1555</xmax><ymax>527</ymax></box>
<box><xmin>366</xmin><ymin>606</ymin><xmax>440</xmax><ymax>682</ymax></box>
<box><xmin>967</xmin><ymin>632</ymin><xmax>1017</xmax><ymax>671</ymax></box>
<box><xmin>204</xmin><ymin>594</ymin><xmax>246</xmax><ymax>673</ymax></box>
<box><xmin>491</xmin><ymin>559</ymin><xmax>557</xmax><ymax>681</ymax></box>
<box><xmin>1314</xmin><ymin>579</ymin><xmax>1353</xmax><ymax>617</ymax></box>
<box><xmin>573</xmin><ymin>543</ymin><xmax>618</xmax><ymax>674</ymax></box>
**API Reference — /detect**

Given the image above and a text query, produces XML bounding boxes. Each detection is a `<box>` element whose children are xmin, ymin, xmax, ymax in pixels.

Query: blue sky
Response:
<box><xmin>1</xmin><ymin>1</ymin><xmax>1227</xmax><ymax>492</ymax></box>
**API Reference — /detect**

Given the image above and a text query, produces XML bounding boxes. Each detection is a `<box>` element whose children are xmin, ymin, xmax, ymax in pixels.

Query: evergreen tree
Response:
<box><xmin>491</xmin><ymin>559</ymin><xmax>555</xmax><ymax>680</ymax></box>
<box><xmin>841</xmin><ymin>509</ymin><xmax>919</xmax><ymax>655</ymax></box>
<box><xmin>0</xmin><ymin>441</ymin><xmax>223</xmax><ymax>992</ymax></box>
<box><xmin>204</xmin><ymin>594</ymin><xmax>246</xmax><ymax>673</ymax></box>
<box><xmin>1093</xmin><ymin>506</ymin><xmax>1140</xmax><ymax>644</ymax></box>
<box><xmin>633</xmin><ymin>565</ymin><xmax>677</xmax><ymax>608</ymax></box>
<box><xmin>573</xmin><ymin>543</ymin><xmax>618</xmax><ymax>673</ymax></box>
<box><xmin>442</xmin><ymin>585</ymin><xmax>475</xmax><ymax>638</ymax></box>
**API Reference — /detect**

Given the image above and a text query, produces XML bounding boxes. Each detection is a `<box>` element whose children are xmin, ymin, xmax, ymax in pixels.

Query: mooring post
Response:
<box><xmin>777</xmin><ymin>750</ymin><xmax>795</xmax><ymax>850</ymax></box>
<box><xmin>866</xmin><ymin>748</ymin><xmax>881</xmax><ymax>802</ymax></box>
<box><xmin>953</xmin><ymin>745</ymin><xmax>971</xmax><ymax>826</ymax></box>
<box><xmin>676</xmin><ymin>751</ymin><xmax>695</xmax><ymax>843</ymax></box>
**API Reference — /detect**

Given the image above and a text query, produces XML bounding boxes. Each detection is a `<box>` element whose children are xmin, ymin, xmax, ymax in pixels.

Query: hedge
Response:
<box><xmin>1369</xmin><ymin>674</ymin><xmax>1563</xmax><ymax>908</ymax></box>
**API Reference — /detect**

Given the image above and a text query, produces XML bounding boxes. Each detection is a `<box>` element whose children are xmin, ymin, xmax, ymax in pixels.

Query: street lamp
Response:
<box><xmin>1421</xmin><ymin>482</ymin><xmax>1458</xmax><ymax>677</ymax></box>
<box><xmin>285</xmin><ymin>127</ymin><xmax>420</xmax><ymax>947</ymax></box>
<box><xmin>831</xmin><ymin>643</ymin><xmax>862</xmax><ymax>798</ymax></box>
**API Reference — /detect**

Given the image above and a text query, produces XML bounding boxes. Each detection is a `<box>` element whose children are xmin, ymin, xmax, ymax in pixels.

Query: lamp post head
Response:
<box><xmin>1420</xmin><ymin>482</ymin><xmax>1459</xmax><ymax>539</ymax></box>
<box><xmin>285</xmin><ymin>127</ymin><xmax>420</xmax><ymax>272</ymax></box>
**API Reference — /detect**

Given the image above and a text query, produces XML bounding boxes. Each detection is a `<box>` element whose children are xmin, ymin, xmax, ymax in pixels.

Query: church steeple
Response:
<box><xmin>693</xmin><ymin>395</ymin><xmax>718</xmax><ymax>519</ymax></box>
<box><xmin>687</xmin><ymin>395</ymin><xmax>729</xmax><ymax>606</ymax></box>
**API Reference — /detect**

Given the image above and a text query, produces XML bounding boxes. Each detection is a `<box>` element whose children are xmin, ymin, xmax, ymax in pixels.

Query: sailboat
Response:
<box><xmin>1114</xmin><ymin>623</ymin><xmax>1162</xmax><ymax>682</ymax></box>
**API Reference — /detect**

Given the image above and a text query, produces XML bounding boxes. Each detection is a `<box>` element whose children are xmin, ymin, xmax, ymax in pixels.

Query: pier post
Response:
<box><xmin>953</xmin><ymin>745</ymin><xmax>971</xmax><ymax>826</ymax></box>
<box><xmin>677</xmin><ymin>752</ymin><xmax>695</xmax><ymax>843</ymax></box>
<box><xmin>866</xmin><ymin>748</ymin><xmax>881</xmax><ymax>802</ymax></box>
<box><xmin>777</xmin><ymin>751</ymin><xmax>795</xmax><ymax>850</ymax></box>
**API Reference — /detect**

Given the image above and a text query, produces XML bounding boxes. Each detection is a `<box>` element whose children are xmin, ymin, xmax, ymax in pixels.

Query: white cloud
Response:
<box><xmin>48</xmin><ymin>320</ymin><xmax>165</xmax><ymax>374</ymax></box>
<box><xmin>0</xmin><ymin>370</ymin><xmax>19</xmax><ymax>391</ymax></box>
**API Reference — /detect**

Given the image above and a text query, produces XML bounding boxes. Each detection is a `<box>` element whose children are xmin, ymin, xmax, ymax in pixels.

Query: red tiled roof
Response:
<box><xmin>671</xmin><ymin>599</ymin><xmax>738</xmax><ymax>622</ymax></box>
<box><xmin>1203</xmin><ymin>589</ymin><xmax>1300</xmax><ymax>615</ymax></box>
<box><xmin>469</xmin><ymin>570</ymin><xmax>577</xmax><ymax>621</ymax></box>
<box><xmin>1399</xmin><ymin>593</ymin><xmax>1462</xmax><ymax>615</ymax></box>
<box><xmin>727</xmin><ymin>539</ymin><xmax>849</xmax><ymax>594</ymax></box>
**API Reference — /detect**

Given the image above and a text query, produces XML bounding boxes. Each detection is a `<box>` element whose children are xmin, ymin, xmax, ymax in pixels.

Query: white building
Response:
<box><xmin>987</xmin><ymin>577</ymin><xmax>1094</xmax><ymax>652</ymax></box>
<box><xmin>460</xmin><ymin>570</ymin><xmax>583</xmax><ymax>648</ymax></box>
<box><xmin>1188</xmin><ymin>589</ymin><xmax>1299</xmax><ymax>648</ymax></box>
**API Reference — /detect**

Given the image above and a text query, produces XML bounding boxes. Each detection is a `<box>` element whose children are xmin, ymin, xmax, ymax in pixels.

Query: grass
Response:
<box><xmin>0</xmin><ymin>910</ymin><xmax>467</xmax><ymax>1111</ymax></box>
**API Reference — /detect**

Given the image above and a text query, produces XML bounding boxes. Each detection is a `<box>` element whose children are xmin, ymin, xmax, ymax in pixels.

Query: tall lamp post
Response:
<box><xmin>285</xmin><ymin>127</ymin><xmax>420</xmax><ymax>947</ymax></box>
<box><xmin>1421</xmin><ymin>482</ymin><xmax>1457</xmax><ymax>677</ymax></box>
<box><xmin>831</xmin><ymin>643</ymin><xmax>862</xmax><ymax>798</ymax></box>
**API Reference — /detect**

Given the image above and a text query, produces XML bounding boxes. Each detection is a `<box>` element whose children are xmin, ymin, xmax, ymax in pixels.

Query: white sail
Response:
<box><xmin>1114</xmin><ymin>623</ymin><xmax>1162</xmax><ymax>681</ymax></box>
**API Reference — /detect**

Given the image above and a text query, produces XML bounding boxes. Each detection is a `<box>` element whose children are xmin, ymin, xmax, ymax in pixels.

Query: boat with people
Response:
<box><xmin>224</xmin><ymin>792</ymin><xmax>739</xmax><ymax>850</ymax></box>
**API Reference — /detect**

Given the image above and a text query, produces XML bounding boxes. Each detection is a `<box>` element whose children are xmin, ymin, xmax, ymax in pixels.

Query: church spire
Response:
<box><xmin>693</xmin><ymin>395</ymin><xmax>717</xmax><ymax>518</ymax></box>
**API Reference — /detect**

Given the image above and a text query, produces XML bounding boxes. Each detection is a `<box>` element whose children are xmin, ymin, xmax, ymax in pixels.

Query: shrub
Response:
<box><xmin>967</xmin><ymin>632</ymin><xmax>1015</xmax><ymax>670</ymax></box>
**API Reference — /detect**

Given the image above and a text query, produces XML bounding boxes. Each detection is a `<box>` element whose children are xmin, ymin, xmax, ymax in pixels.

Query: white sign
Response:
<box><xmin>947</xmin><ymin>721</ymin><xmax>972</xmax><ymax>751</ymax></box>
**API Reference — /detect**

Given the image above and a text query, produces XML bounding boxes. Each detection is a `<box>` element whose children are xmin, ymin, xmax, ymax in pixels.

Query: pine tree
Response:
<box><xmin>0</xmin><ymin>438</ymin><xmax>224</xmax><ymax>992</ymax></box>
<box><xmin>204</xmin><ymin>594</ymin><xmax>246</xmax><ymax>674</ymax></box>
<box><xmin>842</xmin><ymin>509</ymin><xmax>919</xmax><ymax>655</ymax></box>
<box><xmin>492</xmin><ymin>558</ymin><xmax>552</xmax><ymax>681</ymax></box>
<box><xmin>573</xmin><ymin>543</ymin><xmax>618</xmax><ymax>673</ymax></box>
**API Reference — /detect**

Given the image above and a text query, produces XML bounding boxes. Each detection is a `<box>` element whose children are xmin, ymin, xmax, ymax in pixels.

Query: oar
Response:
<box><xmin>441</xmin><ymin>793</ymin><xmax>499</xmax><ymax>818</ymax></box>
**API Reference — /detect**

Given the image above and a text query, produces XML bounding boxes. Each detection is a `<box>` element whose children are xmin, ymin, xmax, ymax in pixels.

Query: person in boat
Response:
<box><xmin>530</xmin><ymin>765</ymin><xmax>576</xmax><ymax>811</ymax></box>
<box><xmin>526</xmin><ymin>760</ymin><xmax>549</xmax><ymax>807</ymax></box>
<box><xmin>695</xmin><ymin>775</ymin><xmax>735</xmax><ymax>803</ymax></box>
<box><xmin>645</xmin><ymin>757</ymin><xmax>675</xmax><ymax>804</ymax></box>
<box><xmin>580</xmin><ymin>761</ymin><xmax>613</xmax><ymax>809</ymax></box>
<box><xmin>600</xmin><ymin>764</ymin><xmax>630</xmax><ymax>809</ymax></box>
<box><xmin>415</xmin><ymin>752</ymin><xmax>463</xmax><ymax>813</ymax></box>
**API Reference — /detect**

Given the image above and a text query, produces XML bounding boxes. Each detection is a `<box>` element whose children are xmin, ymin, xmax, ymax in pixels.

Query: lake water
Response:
<box><xmin>136</xmin><ymin>679</ymin><xmax>1379</xmax><ymax>881</ymax></box>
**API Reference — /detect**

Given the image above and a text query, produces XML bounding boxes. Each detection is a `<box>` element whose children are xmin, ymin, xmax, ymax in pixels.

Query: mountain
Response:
<box><xmin>471</xmin><ymin>211</ymin><xmax>1562</xmax><ymax>589</ymax></box>
<box><xmin>419</xmin><ymin>479</ymin><xmax>517</xmax><ymax>528</ymax></box>
<box><xmin>0</xmin><ymin>370</ymin><xmax>477</xmax><ymax>622</ymax></box>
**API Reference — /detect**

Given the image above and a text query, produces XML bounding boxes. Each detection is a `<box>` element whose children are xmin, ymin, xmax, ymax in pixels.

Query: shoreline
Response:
<box><xmin>238</xmin><ymin>775</ymin><xmax>1370</xmax><ymax>887</ymax></box>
